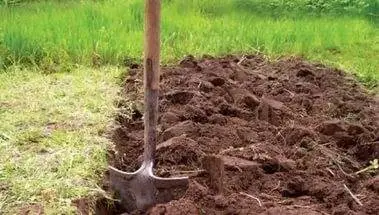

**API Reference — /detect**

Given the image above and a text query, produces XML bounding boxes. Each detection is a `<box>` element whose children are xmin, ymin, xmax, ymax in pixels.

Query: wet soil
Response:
<box><xmin>85</xmin><ymin>55</ymin><xmax>378</xmax><ymax>214</ymax></box>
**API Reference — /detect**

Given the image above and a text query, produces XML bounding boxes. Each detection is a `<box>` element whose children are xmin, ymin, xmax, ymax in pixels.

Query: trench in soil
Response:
<box><xmin>76</xmin><ymin>55</ymin><xmax>378</xmax><ymax>215</ymax></box>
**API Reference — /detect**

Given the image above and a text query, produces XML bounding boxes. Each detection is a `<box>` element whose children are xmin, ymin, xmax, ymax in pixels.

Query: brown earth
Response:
<box><xmin>18</xmin><ymin>203</ymin><xmax>44</xmax><ymax>215</ymax></box>
<box><xmin>83</xmin><ymin>55</ymin><xmax>378</xmax><ymax>215</ymax></box>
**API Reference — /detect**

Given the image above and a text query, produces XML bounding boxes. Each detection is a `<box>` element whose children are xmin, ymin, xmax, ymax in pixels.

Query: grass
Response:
<box><xmin>0</xmin><ymin>0</ymin><xmax>378</xmax><ymax>86</ymax></box>
<box><xmin>0</xmin><ymin>0</ymin><xmax>378</xmax><ymax>214</ymax></box>
<box><xmin>0</xmin><ymin>66</ymin><xmax>123</xmax><ymax>214</ymax></box>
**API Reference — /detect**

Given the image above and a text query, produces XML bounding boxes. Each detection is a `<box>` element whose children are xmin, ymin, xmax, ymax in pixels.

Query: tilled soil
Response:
<box><xmin>92</xmin><ymin>55</ymin><xmax>378</xmax><ymax>215</ymax></box>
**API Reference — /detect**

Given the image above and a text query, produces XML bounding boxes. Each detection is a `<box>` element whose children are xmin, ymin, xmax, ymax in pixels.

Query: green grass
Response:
<box><xmin>0</xmin><ymin>0</ymin><xmax>378</xmax><ymax>86</ymax></box>
<box><xmin>0</xmin><ymin>66</ymin><xmax>123</xmax><ymax>214</ymax></box>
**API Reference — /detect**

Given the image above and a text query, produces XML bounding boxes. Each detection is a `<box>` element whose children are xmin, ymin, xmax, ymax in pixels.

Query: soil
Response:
<box><xmin>18</xmin><ymin>204</ymin><xmax>44</xmax><ymax>215</ymax></box>
<box><xmin>83</xmin><ymin>55</ymin><xmax>378</xmax><ymax>214</ymax></box>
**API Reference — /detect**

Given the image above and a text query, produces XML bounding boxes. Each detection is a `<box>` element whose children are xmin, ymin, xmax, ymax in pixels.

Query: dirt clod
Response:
<box><xmin>282</xmin><ymin>176</ymin><xmax>308</xmax><ymax>197</ymax></box>
<box><xmin>222</xmin><ymin>155</ymin><xmax>260</xmax><ymax>171</ymax></box>
<box><xmin>156</xmin><ymin>136</ymin><xmax>202</xmax><ymax>166</ymax></box>
<box><xmin>367</xmin><ymin>176</ymin><xmax>379</xmax><ymax>194</ymax></box>
<box><xmin>318</xmin><ymin>120</ymin><xmax>346</xmax><ymax>135</ymax></box>
<box><xmin>164</xmin><ymin>90</ymin><xmax>194</xmax><ymax>105</ymax></box>
<box><xmin>202</xmin><ymin>155</ymin><xmax>225</xmax><ymax>194</ymax></box>
<box><xmin>160</xmin><ymin>120</ymin><xmax>198</xmax><ymax>141</ymax></box>
<box><xmin>261</xmin><ymin>207</ymin><xmax>323</xmax><ymax>215</ymax></box>
<box><xmin>149</xmin><ymin>199</ymin><xmax>199</xmax><ymax>215</ymax></box>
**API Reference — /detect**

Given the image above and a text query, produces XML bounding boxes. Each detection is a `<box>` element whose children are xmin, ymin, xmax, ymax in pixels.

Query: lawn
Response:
<box><xmin>0</xmin><ymin>67</ymin><xmax>122</xmax><ymax>214</ymax></box>
<box><xmin>0</xmin><ymin>0</ymin><xmax>378</xmax><ymax>85</ymax></box>
<box><xmin>0</xmin><ymin>0</ymin><xmax>378</xmax><ymax>214</ymax></box>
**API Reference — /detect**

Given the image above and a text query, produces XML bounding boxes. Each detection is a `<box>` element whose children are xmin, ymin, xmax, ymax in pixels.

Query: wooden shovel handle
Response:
<box><xmin>143</xmin><ymin>0</ymin><xmax>161</xmax><ymax>162</ymax></box>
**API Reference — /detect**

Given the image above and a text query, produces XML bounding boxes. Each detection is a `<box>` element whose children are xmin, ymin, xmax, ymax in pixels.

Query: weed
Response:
<box><xmin>356</xmin><ymin>159</ymin><xmax>379</xmax><ymax>174</ymax></box>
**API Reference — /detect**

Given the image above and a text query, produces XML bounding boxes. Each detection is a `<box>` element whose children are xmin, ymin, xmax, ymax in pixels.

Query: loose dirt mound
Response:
<box><xmin>98</xmin><ymin>55</ymin><xmax>378</xmax><ymax>214</ymax></box>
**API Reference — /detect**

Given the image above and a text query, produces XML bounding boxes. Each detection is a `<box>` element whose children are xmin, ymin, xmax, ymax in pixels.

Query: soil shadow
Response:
<box><xmin>78</xmin><ymin>55</ymin><xmax>379</xmax><ymax>214</ymax></box>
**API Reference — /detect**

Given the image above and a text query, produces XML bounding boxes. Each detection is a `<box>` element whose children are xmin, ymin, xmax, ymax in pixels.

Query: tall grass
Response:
<box><xmin>0</xmin><ymin>0</ymin><xmax>378</xmax><ymax>86</ymax></box>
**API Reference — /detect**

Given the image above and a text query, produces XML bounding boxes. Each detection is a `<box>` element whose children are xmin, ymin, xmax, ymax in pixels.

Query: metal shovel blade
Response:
<box><xmin>109</xmin><ymin>162</ymin><xmax>189</xmax><ymax>212</ymax></box>
<box><xmin>108</xmin><ymin>0</ymin><xmax>189</xmax><ymax>212</ymax></box>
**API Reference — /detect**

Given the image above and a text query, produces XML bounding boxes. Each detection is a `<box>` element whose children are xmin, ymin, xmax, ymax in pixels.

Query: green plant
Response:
<box><xmin>356</xmin><ymin>159</ymin><xmax>379</xmax><ymax>174</ymax></box>
<box><xmin>0</xmin><ymin>0</ymin><xmax>377</xmax><ymax>87</ymax></box>
<box><xmin>0</xmin><ymin>66</ymin><xmax>123</xmax><ymax>214</ymax></box>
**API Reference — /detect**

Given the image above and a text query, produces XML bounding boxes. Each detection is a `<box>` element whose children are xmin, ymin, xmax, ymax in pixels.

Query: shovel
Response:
<box><xmin>108</xmin><ymin>0</ymin><xmax>189</xmax><ymax>212</ymax></box>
